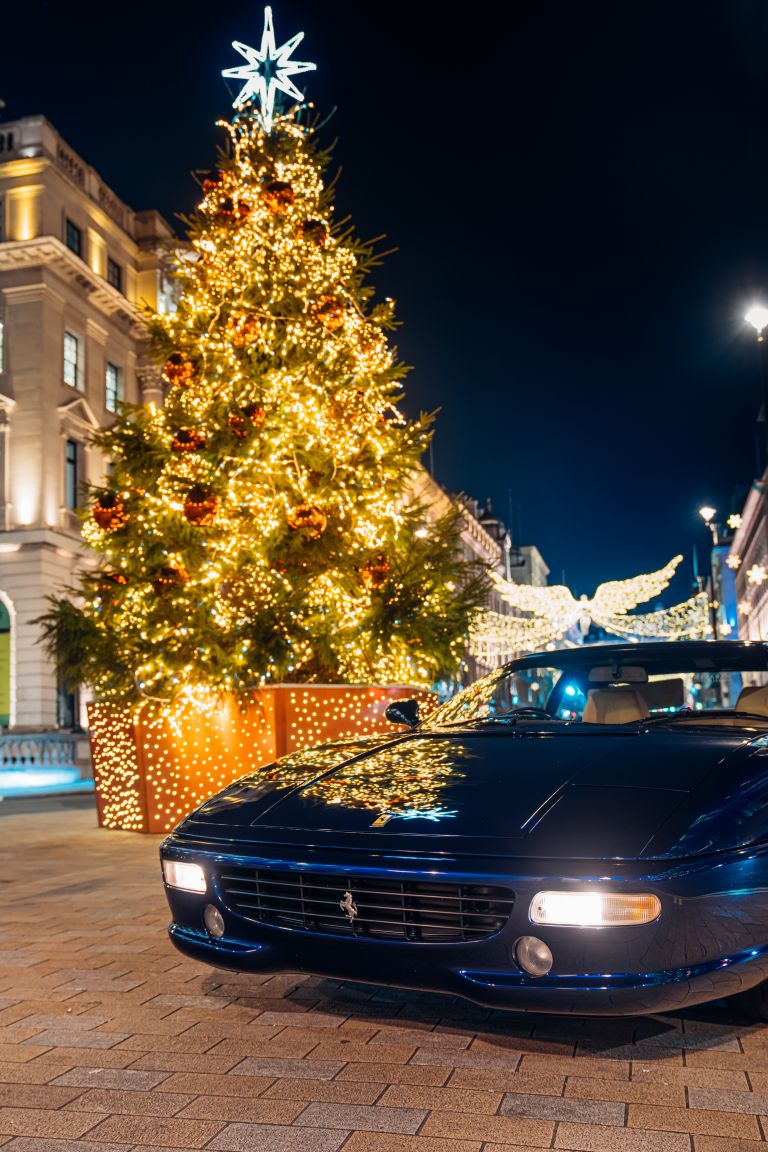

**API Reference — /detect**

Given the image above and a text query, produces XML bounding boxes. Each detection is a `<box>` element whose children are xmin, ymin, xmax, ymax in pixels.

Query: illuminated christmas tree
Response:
<box><xmin>41</xmin><ymin>10</ymin><xmax>486</xmax><ymax>705</ymax></box>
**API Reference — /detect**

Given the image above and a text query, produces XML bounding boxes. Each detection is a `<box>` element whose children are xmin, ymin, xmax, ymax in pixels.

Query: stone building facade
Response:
<box><xmin>0</xmin><ymin>115</ymin><xmax>172</xmax><ymax>734</ymax></box>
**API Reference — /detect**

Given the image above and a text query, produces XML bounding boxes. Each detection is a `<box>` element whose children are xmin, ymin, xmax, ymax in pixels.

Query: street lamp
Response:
<box><xmin>697</xmin><ymin>506</ymin><xmax>720</xmax><ymax>640</ymax></box>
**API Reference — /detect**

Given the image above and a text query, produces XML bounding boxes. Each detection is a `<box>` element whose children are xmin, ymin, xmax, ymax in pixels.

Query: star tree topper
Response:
<box><xmin>222</xmin><ymin>6</ymin><xmax>316</xmax><ymax>132</ymax></box>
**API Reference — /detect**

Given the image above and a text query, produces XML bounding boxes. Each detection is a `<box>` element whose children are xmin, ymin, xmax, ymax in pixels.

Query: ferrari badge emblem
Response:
<box><xmin>371</xmin><ymin>812</ymin><xmax>394</xmax><ymax>827</ymax></box>
<box><xmin>339</xmin><ymin>890</ymin><xmax>358</xmax><ymax>921</ymax></box>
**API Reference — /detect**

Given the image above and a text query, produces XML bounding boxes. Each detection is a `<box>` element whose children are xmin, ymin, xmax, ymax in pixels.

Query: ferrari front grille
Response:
<box><xmin>218</xmin><ymin>867</ymin><xmax>514</xmax><ymax>943</ymax></box>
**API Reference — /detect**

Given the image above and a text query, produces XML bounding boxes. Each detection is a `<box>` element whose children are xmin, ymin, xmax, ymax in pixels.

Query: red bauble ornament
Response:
<box><xmin>92</xmin><ymin>493</ymin><xmax>128</xmax><ymax>532</ymax></box>
<box><xmin>228</xmin><ymin>312</ymin><xmax>261</xmax><ymax>347</ymax></box>
<box><xmin>360</xmin><ymin>553</ymin><xmax>391</xmax><ymax>590</ymax></box>
<box><xmin>287</xmin><ymin>503</ymin><xmax>327</xmax><ymax>539</ymax></box>
<box><xmin>151</xmin><ymin>566</ymin><xmax>189</xmax><ymax>594</ymax></box>
<box><xmin>229</xmin><ymin>404</ymin><xmax>266</xmax><ymax>439</ymax></box>
<box><xmin>183</xmin><ymin>484</ymin><xmax>218</xmax><ymax>526</ymax></box>
<box><xmin>171</xmin><ymin>429</ymin><xmax>206</xmax><ymax>453</ymax></box>
<box><xmin>162</xmin><ymin>352</ymin><xmax>197</xmax><ymax>388</ymax></box>
<box><xmin>298</xmin><ymin>218</ymin><xmax>328</xmax><ymax>246</ymax></box>
<box><xmin>97</xmin><ymin>570</ymin><xmax>128</xmax><ymax>594</ymax></box>
<box><xmin>217</xmin><ymin>195</ymin><xmax>251</xmax><ymax>224</ymax></box>
<box><xmin>261</xmin><ymin>180</ymin><xmax>295</xmax><ymax>214</ymax></box>
<box><xmin>311</xmin><ymin>295</ymin><xmax>346</xmax><ymax>332</ymax></box>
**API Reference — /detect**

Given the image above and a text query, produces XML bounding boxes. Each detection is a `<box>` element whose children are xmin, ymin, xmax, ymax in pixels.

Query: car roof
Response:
<box><xmin>505</xmin><ymin>640</ymin><xmax>768</xmax><ymax>674</ymax></box>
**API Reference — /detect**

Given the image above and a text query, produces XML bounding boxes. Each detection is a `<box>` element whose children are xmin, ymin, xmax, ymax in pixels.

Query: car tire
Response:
<box><xmin>728</xmin><ymin>982</ymin><xmax>768</xmax><ymax>1022</ymax></box>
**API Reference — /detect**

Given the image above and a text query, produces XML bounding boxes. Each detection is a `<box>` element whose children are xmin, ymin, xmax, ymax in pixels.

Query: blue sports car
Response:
<box><xmin>161</xmin><ymin>640</ymin><xmax>768</xmax><ymax>1018</ymax></box>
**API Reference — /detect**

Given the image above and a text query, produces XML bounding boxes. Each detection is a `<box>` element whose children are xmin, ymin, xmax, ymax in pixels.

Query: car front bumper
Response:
<box><xmin>161</xmin><ymin>834</ymin><xmax>768</xmax><ymax>1016</ymax></box>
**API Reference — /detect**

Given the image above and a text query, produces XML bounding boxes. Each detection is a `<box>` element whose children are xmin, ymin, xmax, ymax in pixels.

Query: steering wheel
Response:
<box><xmin>506</xmin><ymin>707</ymin><xmax>551</xmax><ymax>719</ymax></box>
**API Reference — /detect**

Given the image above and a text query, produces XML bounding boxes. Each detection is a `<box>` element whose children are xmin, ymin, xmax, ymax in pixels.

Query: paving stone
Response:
<box><xmin>262</xmin><ymin>1078</ymin><xmax>383</xmax><ymax>1104</ymax></box>
<box><xmin>208</xmin><ymin>1124</ymin><xmax>348</xmax><ymax>1152</ymax></box>
<box><xmin>564</xmin><ymin>1075</ymin><xmax>685</xmax><ymax>1106</ymax></box>
<box><xmin>178</xmin><ymin>1096</ymin><xmax>306</xmax><ymax>1123</ymax></box>
<box><xmin>306</xmin><ymin>1041</ymin><xmax>417</xmax><ymax>1064</ymax></box>
<box><xmin>9</xmin><ymin>1015</ymin><xmax>110</xmax><ymax>1033</ymax></box>
<box><xmin>687</xmin><ymin>1085</ymin><xmax>768</xmax><ymax>1113</ymax></box>
<box><xmin>341</xmin><ymin>1136</ymin><xmax>482</xmax><ymax>1152</ymax></box>
<box><xmin>83</xmin><ymin>1114</ymin><xmax>225</xmax><ymax>1146</ymax></box>
<box><xmin>49</xmin><ymin>1067</ymin><xmax>171</xmax><ymax>1091</ymax></box>
<box><xmin>21</xmin><ymin>1031</ymin><xmax>128</xmax><ymax>1050</ymax></box>
<box><xmin>0</xmin><ymin>1110</ymin><xmax>101</xmax><ymax>1140</ymax></box>
<box><xmin>0</xmin><ymin>1087</ymin><xmax>86</xmax><ymax>1111</ymax></box>
<box><xmin>410</xmin><ymin>1047</ymin><xmax>522</xmax><ymax>1070</ymax></box>
<box><xmin>62</xmin><ymin>1087</ymin><xmax>194</xmax><ymax>1115</ymax></box>
<box><xmin>554</xmin><ymin>1124</ymin><xmax>691</xmax><ymax>1151</ymax></box>
<box><xmin>628</xmin><ymin>1102</ymin><xmax>761</xmax><ymax>1138</ymax></box>
<box><xmin>419</xmin><ymin>1110</ymin><xmax>554</xmax><ymax>1145</ymax></box>
<box><xmin>254</xmin><ymin>1012</ymin><xmax>346</xmax><ymax>1029</ymax></box>
<box><xmin>231</xmin><ymin>1057</ymin><xmax>345</xmax><ymax>1080</ymax></box>
<box><xmin>31</xmin><ymin>1047</ymin><xmax>137</xmax><ymax>1068</ymax></box>
<box><xmin>501</xmin><ymin>1091</ymin><xmax>625</xmax><ymax>1126</ymax></box>
<box><xmin>336</xmin><ymin>1061</ymin><xmax>451</xmax><ymax>1085</ymax></box>
<box><xmin>154</xmin><ymin>1071</ymin><xmax>275</xmax><ymax>1097</ymax></box>
<box><xmin>692</xmin><ymin>1139</ymin><xmax>768</xmax><ymax>1152</ymax></box>
<box><xmin>2</xmin><ymin>1141</ymin><xmax>127</xmax><ymax>1152</ymax></box>
<box><xmin>293</xmin><ymin>1101</ymin><xmax>427</xmax><ymax>1134</ymax></box>
<box><xmin>126</xmin><ymin>1051</ymin><xmax>241</xmax><ymax>1074</ymax></box>
<box><xmin>444</xmin><ymin>1068</ymin><xmax>558</xmax><ymax>1094</ymax></box>
<box><xmin>379</xmin><ymin>1084</ymin><xmax>502</xmax><ymax>1114</ymax></box>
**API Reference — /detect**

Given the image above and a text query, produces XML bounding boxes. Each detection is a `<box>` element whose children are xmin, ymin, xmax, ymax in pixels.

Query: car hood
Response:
<box><xmin>177</xmin><ymin>726</ymin><xmax>761</xmax><ymax>860</ymax></box>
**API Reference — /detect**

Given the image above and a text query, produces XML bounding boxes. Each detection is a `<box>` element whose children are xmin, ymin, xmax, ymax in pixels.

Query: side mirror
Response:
<box><xmin>385</xmin><ymin>699</ymin><xmax>420</xmax><ymax>729</ymax></box>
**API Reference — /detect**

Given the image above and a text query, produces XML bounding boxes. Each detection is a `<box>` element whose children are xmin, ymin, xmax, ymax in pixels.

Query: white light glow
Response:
<box><xmin>746</xmin><ymin>304</ymin><xmax>768</xmax><ymax>335</ymax></box>
<box><xmin>222</xmin><ymin>6</ymin><xmax>316</xmax><ymax>132</ymax></box>
<box><xmin>698</xmin><ymin>506</ymin><xmax>716</xmax><ymax>524</ymax></box>
<box><xmin>530</xmin><ymin>890</ymin><xmax>661</xmax><ymax>927</ymax></box>
<box><xmin>162</xmin><ymin>859</ymin><xmax>206</xmax><ymax>893</ymax></box>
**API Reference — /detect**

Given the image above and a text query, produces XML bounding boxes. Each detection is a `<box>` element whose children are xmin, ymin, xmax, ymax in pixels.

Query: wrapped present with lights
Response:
<box><xmin>38</xmin><ymin>10</ymin><xmax>487</xmax><ymax>833</ymax></box>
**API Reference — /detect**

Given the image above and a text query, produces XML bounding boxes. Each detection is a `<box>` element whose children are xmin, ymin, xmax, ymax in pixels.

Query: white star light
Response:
<box><xmin>222</xmin><ymin>7</ymin><xmax>316</xmax><ymax>132</ymax></box>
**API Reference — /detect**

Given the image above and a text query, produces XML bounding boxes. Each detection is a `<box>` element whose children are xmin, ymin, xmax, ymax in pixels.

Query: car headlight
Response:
<box><xmin>530</xmin><ymin>890</ymin><xmax>661</xmax><ymax>927</ymax></box>
<box><xmin>162</xmin><ymin>859</ymin><xmax>206</xmax><ymax>893</ymax></box>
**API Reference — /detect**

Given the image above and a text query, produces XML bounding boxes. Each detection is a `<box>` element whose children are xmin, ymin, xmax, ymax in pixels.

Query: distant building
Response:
<box><xmin>0</xmin><ymin>114</ymin><xmax>173</xmax><ymax>738</ymax></box>
<box><xmin>729</xmin><ymin>472</ymin><xmax>768</xmax><ymax>643</ymax></box>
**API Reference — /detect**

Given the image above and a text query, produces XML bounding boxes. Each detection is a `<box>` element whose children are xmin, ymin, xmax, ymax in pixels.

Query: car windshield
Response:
<box><xmin>427</xmin><ymin>645</ymin><xmax>768</xmax><ymax>728</ymax></box>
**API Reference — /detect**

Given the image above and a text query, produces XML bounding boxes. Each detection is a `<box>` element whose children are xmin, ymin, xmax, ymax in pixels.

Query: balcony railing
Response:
<box><xmin>0</xmin><ymin>733</ymin><xmax>91</xmax><ymax>795</ymax></box>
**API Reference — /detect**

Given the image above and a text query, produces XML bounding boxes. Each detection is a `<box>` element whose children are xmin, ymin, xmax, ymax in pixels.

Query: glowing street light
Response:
<box><xmin>698</xmin><ymin>506</ymin><xmax>716</xmax><ymax>526</ymax></box>
<box><xmin>746</xmin><ymin>304</ymin><xmax>768</xmax><ymax>342</ymax></box>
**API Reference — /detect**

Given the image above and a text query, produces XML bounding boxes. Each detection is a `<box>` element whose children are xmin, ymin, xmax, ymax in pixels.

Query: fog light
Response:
<box><xmin>204</xmin><ymin>904</ymin><xmax>225</xmax><ymax>938</ymax></box>
<box><xmin>162</xmin><ymin>859</ymin><xmax>206</xmax><ymax>894</ymax></box>
<box><xmin>530</xmin><ymin>891</ymin><xmax>661</xmax><ymax>927</ymax></box>
<box><xmin>515</xmin><ymin>935</ymin><xmax>553</xmax><ymax>977</ymax></box>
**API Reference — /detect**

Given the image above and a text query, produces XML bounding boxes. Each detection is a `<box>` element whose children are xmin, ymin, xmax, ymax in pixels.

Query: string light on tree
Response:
<box><xmin>222</xmin><ymin>6</ymin><xmax>316</xmax><ymax>132</ymax></box>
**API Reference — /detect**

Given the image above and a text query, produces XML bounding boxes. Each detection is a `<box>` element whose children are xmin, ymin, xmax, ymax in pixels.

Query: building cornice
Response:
<box><xmin>0</xmin><ymin>237</ymin><xmax>148</xmax><ymax>338</ymax></box>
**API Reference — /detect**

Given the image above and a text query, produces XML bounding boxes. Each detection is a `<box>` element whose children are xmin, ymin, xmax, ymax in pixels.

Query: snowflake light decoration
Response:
<box><xmin>222</xmin><ymin>7</ymin><xmax>316</xmax><ymax>132</ymax></box>
<box><xmin>748</xmin><ymin>564</ymin><xmax>767</xmax><ymax>586</ymax></box>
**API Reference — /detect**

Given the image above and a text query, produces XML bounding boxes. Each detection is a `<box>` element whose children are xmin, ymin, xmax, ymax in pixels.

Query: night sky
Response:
<box><xmin>3</xmin><ymin>0</ymin><xmax>768</xmax><ymax>598</ymax></box>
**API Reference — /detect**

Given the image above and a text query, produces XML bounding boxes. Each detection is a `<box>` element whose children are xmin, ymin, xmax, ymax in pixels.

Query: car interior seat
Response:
<box><xmin>736</xmin><ymin>684</ymin><xmax>768</xmax><ymax>716</ymax></box>
<box><xmin>582</xmin><ymin>687</ymin><xmax>649</xmax><ymax>725</ymax></box>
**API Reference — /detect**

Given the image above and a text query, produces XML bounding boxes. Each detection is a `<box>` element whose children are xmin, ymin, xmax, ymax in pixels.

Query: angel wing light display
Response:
<box><xmin>471</xmin><ymin>555</ymin><xmax>711</xmax><ymax>665</ymax></box>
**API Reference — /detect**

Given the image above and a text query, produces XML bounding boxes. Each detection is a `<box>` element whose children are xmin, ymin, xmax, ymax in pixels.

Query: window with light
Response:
<box><xmin>105</xmin><ymin>362</ymin><xmax>123</xmax><ymax>412</ymax></box>
<box><xmin>63</xmin><ymin>331</ymin><xmax>82</xmax><ymax>390</ymax></box>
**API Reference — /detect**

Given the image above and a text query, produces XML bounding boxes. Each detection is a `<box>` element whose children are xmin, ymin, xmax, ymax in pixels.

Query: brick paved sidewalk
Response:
<box><xmin>0</xmin><ymin>799</ymin><xmax>767</xmax><ymax>1152</ymax></box>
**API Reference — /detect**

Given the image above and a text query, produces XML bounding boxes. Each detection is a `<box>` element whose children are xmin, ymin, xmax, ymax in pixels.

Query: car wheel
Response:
<box><xmin>728</xmin><ymin>981</ymin><xmax>768</xmax><ymax>1022</ymax></box>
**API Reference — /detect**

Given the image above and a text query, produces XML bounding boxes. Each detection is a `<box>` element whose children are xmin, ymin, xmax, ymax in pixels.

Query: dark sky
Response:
<box><xmin>3</xmin><ymin>0</ymin><xmax>768</xmax><ymax>597</ymax></box>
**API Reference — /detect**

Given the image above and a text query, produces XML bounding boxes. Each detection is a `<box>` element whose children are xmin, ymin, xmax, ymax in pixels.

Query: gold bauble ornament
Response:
<box><xmin>227</xmin><ymin>312</ymin><xmax>261</xmax><ymax>347</ymax></box>
<box><xmin>311</xmin><ymin>295</ymin><xmax>346</xmax><ymax>332</ymax></box>
<box><xmin>360</xmin><ymin>553</ymin><xmax>391</xmax><ymax>590</ymax></box>
<box><xmin>287</xmin><ymin>502</ymin><xmax>328</xmax><ymax>539</ymax></box>
<box><xmin>261</xmin><ymin>180</ymin><xmax>295</xmax><ymax>213</ymax></box>
<box><xmin>151</xmin><ymin>566</ymin><xmax>189</xmax><ymax>594</ymax></box>
<box><xmin>171</xmin><ymin>429</ymin><xmax>206</xmax><ymax>453</ymax></box>
<box><xmin>183</xmin><ymin>484</ymin><xmax>218</xmax><ymax>526</ymax></box>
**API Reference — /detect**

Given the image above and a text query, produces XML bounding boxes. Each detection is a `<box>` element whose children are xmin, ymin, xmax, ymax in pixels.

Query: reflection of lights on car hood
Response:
<box><xmin>371</xmin><ymin>806</ymin><xmax>459</xmax><ymax>827</ymax></box>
